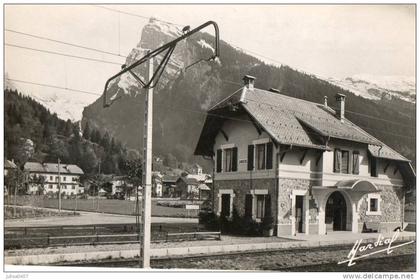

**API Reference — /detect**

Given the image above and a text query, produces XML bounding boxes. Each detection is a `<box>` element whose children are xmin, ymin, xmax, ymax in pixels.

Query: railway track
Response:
<box><xmin>54</xmin><ymin>242</ymin><xmax>416</xmax><ymax>271</ymax></box>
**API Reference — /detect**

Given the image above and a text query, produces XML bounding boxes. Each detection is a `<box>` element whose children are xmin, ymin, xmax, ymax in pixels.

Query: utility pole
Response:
<box><xmin>97</xmin><ymin>161</ymin><xmax>101</xmax><ymax>211</ymax></box>
<box><xmin>13</xmin><ymin>171</ymin><xmax>18</xmax><ymax>218</ymax></box>
<box><xmin>100</xmin><ymin>21</ymin><xmax>220</xmax><ymax>270</ymax></box>
<box><xmin>141</xmin><ymin>53</ymin><xmax>153</xmax><ymax>269</ymax></box>
<box><xmin>58</xmin><ymin>158</ymin><xmax>61</xmax><ymax>212</ymax></box>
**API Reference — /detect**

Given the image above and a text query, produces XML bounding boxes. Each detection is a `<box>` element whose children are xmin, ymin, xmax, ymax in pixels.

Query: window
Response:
<box><xmin>63</xmin><ymin>177</ymin><xmax>66</xmax><ymax>182</ymax></box>
<box><xmin>217</xmin><ymin>147</ymin><xmax>237</xmax><ymax>172</ymax></box>
<box><xmin>49</xmin><ymin>185</ymin><xmax>53</xmax><ymax>189</ymax></box>
<box><xmin>342</xmin><ymin>151</ymin><xmax>350</xmax><ymax>174</ymax></box>
<box><xmin>50</xmin><ymin>176</ymin><xmax>53</xmax><ymax>181</ymax></box>
<box><xmin>55</xmin><ymin>176</ymin><xmax>59</xmax><ymax>181</ymax></box>
<box><xmin>367</xmin><ymin>194</ymin><xmax>381</xmax><ymax>215</ymax></box>
<box><xmin>370</xmin><ymin>198</ymin><xmax>378</xmax><ymax>212</ymax></box>
<box><xmin>352</xmin><ymin>151</ymin><xmax>360</xmax><ymax>174</ymax></box>
<box><xmin>333</xmin><ymin>149</ymin><xmax>351</xmax><ymax>174</ymax></box>
<box><xmin>72</xmin><ymin>185</ymin><xmax>75</xmax><ymax>190</ymax></box>
<box><xmin>225</xmin><ymin>148</ymin><xmax>234</xmax><ymax>172</ymax></box>
<box><xmin>249</xmin><ymin>142</ymin><xmax>273</xmax><ymax>171</ymax></box>
<box><xmin>256</xmin><ymin>195</ymin><xmax>266</xmax><ymax>219</ymax></box>
<box><xmin>256</xmin><ymin>144</ymin><xmax>266</xmax><ymax>170</ymax></box>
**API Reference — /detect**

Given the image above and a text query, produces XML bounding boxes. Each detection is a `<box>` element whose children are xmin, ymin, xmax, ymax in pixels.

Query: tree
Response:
<box><xmin>83</xmin><ymin>121</ymin><xmax>91</xmax><ymax>140</ymax></box>
<box><xmin>15</xmin><ymin>138</ymin><xmax>35</xmax><ymax>168</ymax></box>
<box><xmin>30</xmin><ymin>174</ymin><xmax>46</xmax><ymax>195</ymax></box>
<box><xmin>101</xmin><ymin>131</ymin><xmax>111</xmax><ymax>151</ymax></box>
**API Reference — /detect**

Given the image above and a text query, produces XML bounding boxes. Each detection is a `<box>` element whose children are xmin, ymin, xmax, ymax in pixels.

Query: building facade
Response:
<box><xmin>195</xmin><ymin>76</ymin><xmax>415</xmax><ymax>236</ymax></box>
<box><xmin>24</xmin><ymin>162</ymin><xmax>84</xmax><ymax>196</ymax></box>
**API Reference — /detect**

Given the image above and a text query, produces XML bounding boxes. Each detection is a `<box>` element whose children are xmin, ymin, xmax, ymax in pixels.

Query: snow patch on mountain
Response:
<box><xmin>324</xmin><ymin>74</ymin><xmax>416</xmax><ymax>103</ymax></box>
<box><xmin>118</xmin><ymin>72</ymin><xmax>139</xmax><ymax>94</ymax></box>
<box><xmin>7</xmin><ymin>83</ymin><xmax>96</xmax><ymax>121</ymax></box>
<box><xmin>149</xmin><ymin>17</ymin><xmax>182</xmax><ymax>38</ymax></box>
<box><xmin>198</xmin><ymin>39</ymin><xmax>215</xmax><ymax>52</ymax></box>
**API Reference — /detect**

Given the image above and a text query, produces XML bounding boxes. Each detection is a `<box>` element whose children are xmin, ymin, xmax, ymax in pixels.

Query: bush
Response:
<box><xmin>243</xmin><ymin>215</ymin><xmax>261</xmax><ymax>236</ymax></box>
<box><xmin>261</xmin><ymin>215</ymin><xmax>274</xmax><ymax>231</ymax></box>
<box><xmin>199</xmin><ymin>211</ymin><xmax>219</xmax><ymax>231</ymax></box>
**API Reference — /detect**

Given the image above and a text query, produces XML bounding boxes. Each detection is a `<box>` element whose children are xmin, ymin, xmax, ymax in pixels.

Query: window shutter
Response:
<box><xmin>334</xmin><ymin>149</ymin><xmax>341</xmax><ymax>173</ymax></box>
<box><xmin>247</xmin><ymin>145</ymin><xmax>254</xmax><ymax>171</ymax></box>
<box><xmin>245</xmin><ymin>194</ymin><xmax>253</xmax><ymax>218</ymax></box>
<box><xmin>216</xmin><ymin>149</ymin><xmax>222</xmax><ymax>173</ymax></box>
<box><xmin>264</xmin><ymin>194</ymin><xmax>272</xmax><ymax>216</ymax></box>
<box><xmin>266</xmin><ymin>142</ymin><xmax>273</xmax><ymax>169</ymax></box>
<box><xmin>232</xmin><ymin>147</ymin><xmax>238</xmax><ymax>172</ymax></box>
<box><xmin>371</xmin><ymin>157</ymin><xmax>378</xmax><ymax>177</ymax></box>
<box><xmin>353</xmin><ymin>152</ymin><xmax>360</xmax><ymax>174</ymax></box>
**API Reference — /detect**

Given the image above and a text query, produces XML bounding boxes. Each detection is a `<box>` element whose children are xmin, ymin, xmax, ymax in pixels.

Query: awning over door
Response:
<box><xmin>334</xmin><ymin>179</ymin><xmax>380</xmax><ymax>193</ymax></box>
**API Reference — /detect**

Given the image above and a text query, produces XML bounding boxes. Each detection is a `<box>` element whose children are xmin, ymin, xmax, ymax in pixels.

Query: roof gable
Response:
<box><xmin>195</xmin><ymin>86</ymin><xmax>409</xmax><ymax>163</ymax></box>
<box><xmin>24</xmin><ymin>162</ymin><xmax>84</xmax><ymax>174</ymax></box>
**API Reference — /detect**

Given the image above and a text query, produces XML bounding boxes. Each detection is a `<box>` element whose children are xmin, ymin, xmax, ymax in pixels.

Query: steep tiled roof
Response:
<box><xmin>195</xmin><ymin>86</ymin><xmax>409</xmax><ymax>163</ymax></box>
<box><xmin>5</xmin><ymin>160</ymin><xmax>17</xmax><ymax>169</ymax></box>
<box><xmin>24</xmin><ymin>162</ymin><xmax>84</xmax><ymax>174</ymax></box>
<box><xmin>162</xmin><ymin>175</ymin><xmax>178</xmax><ymax>183</ymax></box>
<box><xmin>177</xmin><ymin>177</ymin><xmax>199</xmax><ymax>185</ymax></box>
<box><xmin>244</xmin><ymin>88</ymin><xmax>381</xmax><ymax>147</ymax></box>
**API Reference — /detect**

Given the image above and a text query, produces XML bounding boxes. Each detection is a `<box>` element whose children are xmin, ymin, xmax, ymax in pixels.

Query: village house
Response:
<box><xmin>24</xmin><ymin>162</ymin><xmax>84</xmax><ymax>196</ymax></box>
<box><xmin>4</xmin><ymin>159</ymin><xmax>18</xmax><ymax>196</ymax></box>
<box><xmin>4</xmin><ymin>159</ymin><xmax>17</xmax><ymax>177</ymax></box>
<box><xmin>152</xmin><ymin>171</ymin><xmax>163</xmax><ymax>197</ymax></box>
<box><xmin>162</xmin><ymin>175</ymin><xmax>178</xmax><ymax>197</ymax></box>
<box><xmin>195</xmin><ymin>75</ymin><xmax>415</xmax><ymax>236</ymax></box>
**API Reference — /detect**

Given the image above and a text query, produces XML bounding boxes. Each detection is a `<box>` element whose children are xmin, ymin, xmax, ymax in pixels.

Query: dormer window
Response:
<box><xmin>333</xmin><ymin>149</ymin><xmax>355</xmax><ymax>174</ymax></box>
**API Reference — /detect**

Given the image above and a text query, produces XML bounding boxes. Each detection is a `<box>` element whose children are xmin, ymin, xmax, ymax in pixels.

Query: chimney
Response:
<box><xmin>242</xmin><ymin>75</ymin><xmax>256</xmax><ymax>90</ymax></box>
<box><xmin>324</xmin><ymin>96</ymin><xmax>328</xmax><ymax>107</ymax></box>
<box><xmin>335</xmin><ymin>93</ymin><xmax>346</xmax><ymax>122</ymax></box>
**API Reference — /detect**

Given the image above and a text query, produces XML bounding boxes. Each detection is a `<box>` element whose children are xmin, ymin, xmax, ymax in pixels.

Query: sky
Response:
<box><xmin>4</xmin><ymin>4</ymin><xmax>416</xmax><ymax>117</ymax></box>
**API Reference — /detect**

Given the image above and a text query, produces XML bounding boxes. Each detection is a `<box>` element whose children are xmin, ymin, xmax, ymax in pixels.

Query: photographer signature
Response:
<box><xmin>337</xmin><ymin>231</ymin><xmax>414</xmax><ymax>266</ymax></box>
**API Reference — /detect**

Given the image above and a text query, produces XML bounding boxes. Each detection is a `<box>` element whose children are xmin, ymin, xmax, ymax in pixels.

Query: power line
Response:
<box><xmin>5</xmin><ymin>43</ymin><xmax>123</xmax><ymax>66</ymax></box>
<box><xmin>5</xmin><ymin>28</ymin><xmax>127</xmax><ymax>58</ymax></box>
<box><xmin>92</xmin><ymin>5</ymin><xmax>286</xmax><ymax>67</ymax></box>
<box><xmin>5</xmin><ymin>8</ymin><xmax>413</xmax><ymax>131</ymax></box>
<box><xmin>6</xmin><ymin>75</ymin><xmax>414</xmax><ymax>139</ymax></box>
<box><xmin>93</xmin><ymin>5</ymin><xmax>183</xmax><ymax>27</ymax></box>
<box><xmin>6</xmin><ymin>78</ymin><xmax>101</xmax><ymax>97</ymax></box>
<box><xmin>217</xmin><ymin>79</ymin><xmax>415</xmax><ymax>128</ymax></box>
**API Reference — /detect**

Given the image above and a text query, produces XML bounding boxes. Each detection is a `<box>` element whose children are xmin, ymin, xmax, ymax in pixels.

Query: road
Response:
<box><xmin>5</xmin><ymin>211</ymin><xmax>198</xmax><ymax>228</ymax></box>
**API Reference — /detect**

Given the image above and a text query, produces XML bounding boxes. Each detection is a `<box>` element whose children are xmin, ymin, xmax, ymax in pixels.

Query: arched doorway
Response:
<box><xmin>325</xmin><ymin>191</ymin><xmax>347</xmax><ymax>231</ymax></box>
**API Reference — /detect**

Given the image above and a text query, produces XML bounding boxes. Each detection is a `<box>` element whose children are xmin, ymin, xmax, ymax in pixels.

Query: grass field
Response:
<box><xmin>9</xmin><ymin>195</ymin><xmax>200</xmax><ymax>218</ymax></box>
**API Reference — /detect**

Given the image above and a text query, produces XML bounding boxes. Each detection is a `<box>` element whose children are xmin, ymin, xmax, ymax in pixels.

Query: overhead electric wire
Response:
<box><xmin>6</xmin><ymin>78</ymin><xmax>101</xmax><ymax>97</ymax></box>
<box><xmin>7</xmin><ymin>8</ymin><xmax>414</xmax><ymax>131</ymax></box>
<box><xmin>5</xmin><ymin>28</ymin><xmax>127</xmax><ymax>58</ymax></box>
<box><xmin>5</xmin><ymin>77</ymin><xmax>414</xmax><ymax>141</ymax></box>
<box><xmin>5</xmin><ymin>43</ymin><xmax>123</xmax><ymax>66</ymax></box>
